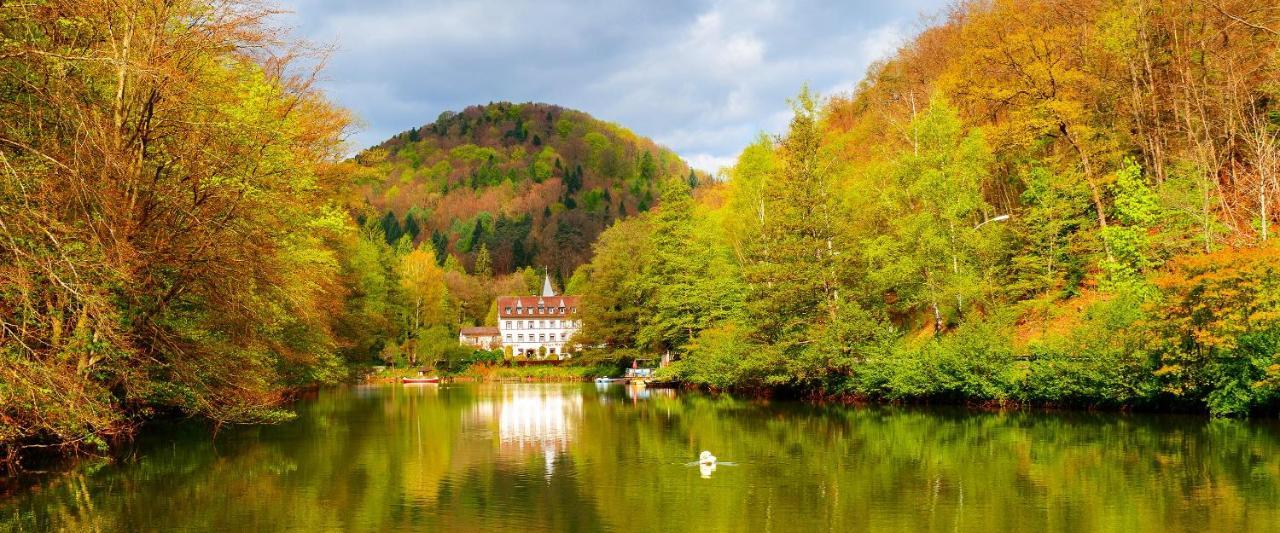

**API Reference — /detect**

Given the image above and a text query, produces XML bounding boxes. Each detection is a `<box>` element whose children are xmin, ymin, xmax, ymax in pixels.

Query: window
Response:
<box><xmin>549</xmin><ymin>348</ymin><xmax>556</xmax><ymax>355</ymax></box>
<box><xmin>571</xmin><ymin>306</ymin><xmax>577</xmax><ymax>313</ymax></box>
<box><xmin>539</xmin><ymin>334</ymin><xmax>546</xmax><ymax>341</ymax></box>
<box><xmin>504</xmin><ymin>321</ymin><xmax>511</xmax><ymax>329</ymax></box>
<box><xmin>504</xmin><ymin>307</ymin><xmax>511</xmax><ymax>314</ymax></box>
<box><xmin>517</xmin><ymin>334</ymin><xmax>524</xmax><ymax>341</ymax></box>
<box><xmin>559</xmin><ymin>306</ymin><xmax>565</xmax><ymax>313</ymax></box>
<box><xmin>560</xmin><ymin>332</ymin><xmax>567</xmax><ymax>340</ymax></box>
<box><xmin>505</xmin><ymin>334</ymin><xmax>511</xmax><ymax>340</ymax></box>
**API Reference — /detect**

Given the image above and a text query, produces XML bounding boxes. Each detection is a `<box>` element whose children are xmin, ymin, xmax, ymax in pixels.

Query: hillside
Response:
<box><xmin>352</xmin><ymin>102</ymin><xmax>700</xmax><ymax>280</ymax></box>
<box><xmin>566</xmin><ymin>0</ymin><xmax>1280</xmax><ymax>417</ymax></box>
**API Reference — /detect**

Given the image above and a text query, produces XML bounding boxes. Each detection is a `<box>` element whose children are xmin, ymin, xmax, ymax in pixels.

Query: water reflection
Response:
<box><xmin>4</xmin><ymin>384</ymin><xmax>1280</xmax><ymax>532</ymax></box>
<box><xmin>470</xmin><ymin>385</ymin><xmax>581</xmax><ymax>459</ymax></box>
<box><xmin>593</xmin><ymin>381</ymin><xmax>677</xmax><ymax>403</ymax></box>
<box><xmin>624</xmin><ymin>384</ymin><xmax>675</xmax><ymax>402</ymax></box>
<box><xmin>699</xmin><ymin>462</ymin><xmax>716</xmax><ymax>479</ymax></box>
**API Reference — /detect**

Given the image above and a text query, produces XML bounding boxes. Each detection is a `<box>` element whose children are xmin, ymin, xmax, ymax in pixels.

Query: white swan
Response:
<box><xmin>699</xmin><ymin>450</ymin><xmax>717</xmax><ymax>466</ymax></box>
<box><xmin>699</xmin><ymin>461</ymin><xmax>716</xmax><ymax>478</ymax></box>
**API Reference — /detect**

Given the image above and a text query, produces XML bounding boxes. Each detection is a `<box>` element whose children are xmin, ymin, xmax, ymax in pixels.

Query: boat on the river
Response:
<box><xmin>401</xmin><ymin>377</ymin><xmax>441</xmax><ymax>384</ymax></box>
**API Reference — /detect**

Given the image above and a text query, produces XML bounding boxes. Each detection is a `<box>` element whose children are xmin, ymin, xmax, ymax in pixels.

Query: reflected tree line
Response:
<box><xmin>4</xmin><ymin>386</ymin><xmax>1280</xmax><ymax>531</ymax></box>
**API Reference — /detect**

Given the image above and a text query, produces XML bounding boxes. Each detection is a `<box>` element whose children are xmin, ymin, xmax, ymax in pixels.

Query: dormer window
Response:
<box><xmin>504</xmin><ymin>307</ymin><xmax>512</xmax><ymax>314</ymax></box>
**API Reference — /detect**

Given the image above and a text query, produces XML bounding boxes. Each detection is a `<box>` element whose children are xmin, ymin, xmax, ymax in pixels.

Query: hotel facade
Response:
<box><xmin>495</xmin><ymin>274</ymin><xmax>581</xmax><ymax>359</ymax></box>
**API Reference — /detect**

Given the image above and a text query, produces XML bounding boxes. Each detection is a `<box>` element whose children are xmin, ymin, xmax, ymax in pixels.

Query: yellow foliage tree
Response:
<box><xmin>399</xmin><ymin>245</ymin><xmax>448</xmax><ymax>331</ymax></box>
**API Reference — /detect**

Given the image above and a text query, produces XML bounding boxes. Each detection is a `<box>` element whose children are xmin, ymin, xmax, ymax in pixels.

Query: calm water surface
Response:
<box><xmin>4</xmin><ymin>383</ymin><xmax>1280</xmax><ymax>532</ymax></box>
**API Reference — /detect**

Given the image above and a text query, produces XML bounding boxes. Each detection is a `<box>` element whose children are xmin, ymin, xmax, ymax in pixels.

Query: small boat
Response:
<box><xmin>401</xmin><ymin>377</ymin><xmax>440</xmax><ymax>384</ymax></box>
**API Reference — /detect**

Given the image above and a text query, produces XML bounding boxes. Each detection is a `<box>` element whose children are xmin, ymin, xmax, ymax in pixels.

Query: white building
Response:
<box><xmin>458</xmin><ymin>326</ymin><xmax>501</xmax><ymax>350</ymax></box>
<box><xmin>496</xmin><ymin>274</ymin><xmax>581</xmax><ymax>359</ymax></box>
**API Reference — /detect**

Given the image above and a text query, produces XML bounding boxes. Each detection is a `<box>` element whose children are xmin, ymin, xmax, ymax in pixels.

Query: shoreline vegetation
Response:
<box><xmin>4</xmin><ymin>0</ymin><xmax>1280</xmax><ymax>473</ymax></box>
<box><xmin>364</xmin><ymin>363</ymin><xmax>617</xmax><ymax>383</ymax></box>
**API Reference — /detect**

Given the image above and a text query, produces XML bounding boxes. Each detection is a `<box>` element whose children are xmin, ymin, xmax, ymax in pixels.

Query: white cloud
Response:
<box><xmin>685</xmin><ymin>153</ymin><xmax>739</xmax><ymax>174</ymax></box>
<box><xmin>688</xmin><ymin>11</ymin><xmax>765</xmax><ymax>75</ymax></box>
<box><xmin>272</xmin><ymin>0</ymin><xmax>951</xmax><ymax>168</ymax></box>
<box><xmin>860</xmin><ymin>23</ymin><xmax>907</xmax><ymax>64</ymax></box>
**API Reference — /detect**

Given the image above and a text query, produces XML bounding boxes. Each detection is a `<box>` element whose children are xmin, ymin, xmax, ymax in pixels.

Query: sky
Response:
<box><xmin>274</xmin><ymin>0</ymin><xmax>950</xmax><ymax>173</ymax></box>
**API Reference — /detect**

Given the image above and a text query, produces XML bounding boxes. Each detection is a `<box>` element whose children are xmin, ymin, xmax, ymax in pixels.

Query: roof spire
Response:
<box><xmin>541</xmin><ymin>268</ymin><xmax>556</xmax><ymax>297</ymax></box>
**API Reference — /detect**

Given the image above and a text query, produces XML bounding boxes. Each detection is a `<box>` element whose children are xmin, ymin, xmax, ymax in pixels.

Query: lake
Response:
<box><xmin>3</xmin><ymin>383</ymin><xmax>1280</xmax><ymax>532</ymax></box>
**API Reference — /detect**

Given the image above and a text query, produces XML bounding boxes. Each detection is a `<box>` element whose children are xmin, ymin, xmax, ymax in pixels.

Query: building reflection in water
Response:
<box><xmin>469</xmin><ymin>385</ymin><xmax>582</xmax><ymax>475</ymax></box>
<box><xmin>625</xmin><ymin>384</ymin><xmax>675</xmax><ymax>402</ymax></box>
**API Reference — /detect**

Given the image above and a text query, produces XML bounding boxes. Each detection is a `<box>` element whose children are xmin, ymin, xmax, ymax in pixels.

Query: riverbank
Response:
<box><xmin>362</xmin><ymin>362</ymin><xmax>621</xmax><ymax>384</ymax></box>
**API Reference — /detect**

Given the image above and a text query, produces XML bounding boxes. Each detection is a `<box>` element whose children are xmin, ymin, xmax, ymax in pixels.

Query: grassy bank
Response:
<box><xmin>461</xmin><ymin>364</ymin><xmax>614</xmax><ymax>382</ymax></box>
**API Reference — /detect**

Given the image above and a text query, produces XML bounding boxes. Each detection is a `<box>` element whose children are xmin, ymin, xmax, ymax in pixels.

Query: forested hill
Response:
<box><xmin>352</xmin><ymin>102</ymin><xmax>701</xmax><ymax>279</ymax></box>
<box><xmin>567</xmin><ymin>0</ymin><xmax>1280</xmax><ymax>417</ymax></box>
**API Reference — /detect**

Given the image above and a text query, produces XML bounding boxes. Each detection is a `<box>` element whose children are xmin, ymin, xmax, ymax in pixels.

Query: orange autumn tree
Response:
<box><xmin>0</xmin><ymin>0</ymin><xmax>356</xmax><ymax>461</ymax></box>
<box><xmin>1149</xmin><ymin>245</ymin><xmax>1280</xmax><ymax>415</ymax></box>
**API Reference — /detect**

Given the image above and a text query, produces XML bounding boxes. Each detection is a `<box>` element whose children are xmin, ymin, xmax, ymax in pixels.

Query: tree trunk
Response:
<box><xmin>931</xmin><ymin>301</ymin><xmax>944</xmax><ymax>337</ymax></box>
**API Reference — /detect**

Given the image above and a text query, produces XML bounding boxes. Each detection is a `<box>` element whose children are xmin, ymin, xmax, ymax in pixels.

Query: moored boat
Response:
<box><xmin>401</xmin><ymin>377</ymin><xmax>441</xmax><ymax>384</ymax></box>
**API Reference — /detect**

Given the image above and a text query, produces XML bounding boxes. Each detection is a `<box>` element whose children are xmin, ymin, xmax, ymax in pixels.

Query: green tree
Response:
<box><xmin>637</xmin><ymin>179</ymin><xmax>719</xmax><ymax>353</ymax></box>
<box><xmin>473</xmin><ymin>243</ymin><xmax>493</xmax><ymax>279</ymax></box>
<box><xmin>1101</xmin><ymin>158</ymin><xmax>1159</xmax><ymax>293</ymax></box>
<box><xmin>579</xmin><ymin>218</ymin><xmax>655</xmax><ymax>350</ymax></box>
<box><xmin>638</xmin><ymin>151</ymin><xmax>657</xmax><ymax>183</ymax></box>
<box><xmin>740</xmin><ymin>89</ymin><xmax>850</xmax><ymax>355</ymax></box>
<box><xmin>864</xmin><ymin>97</ymin><xmax>994</xmax><ymax>334</ymax></box>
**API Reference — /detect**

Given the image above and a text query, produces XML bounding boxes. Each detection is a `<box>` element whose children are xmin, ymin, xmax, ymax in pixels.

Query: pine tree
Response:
<box><xmin>403</xmin><ymin>213</ymin><xmax>421</xmax><ymax>241</ymax></box>
<box><xmin>430</xmin><ymin>230</ymin><xmax>448</xmax><ymax>265</ymax></box>
<box><xmin>474</xmin><ymin>243</ymin><xmax>493</xmax><ymax>279</ymax></box>
<box><xmin>638</xmin><ymin>189</ymin><xmax>653</xmax><ymax>212</ymax></box>
<box><xmin>742</xmin><ymin>88</ymin><xmax>848</xmax><ymax>348</ymax></box>
<box><xmin>638</xmin><ymin>151</ymin><xmax>657</xmax><ymax>183</ymax></box>
<box><xmin>640</xmin><ymin>179</ymin><xmax>711</xmax><ymax>353</ymax></box>
<box><xmin>381</xmin><ymin>211</ymin><xmax>403</xmax><ymax>244</ymax></box>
